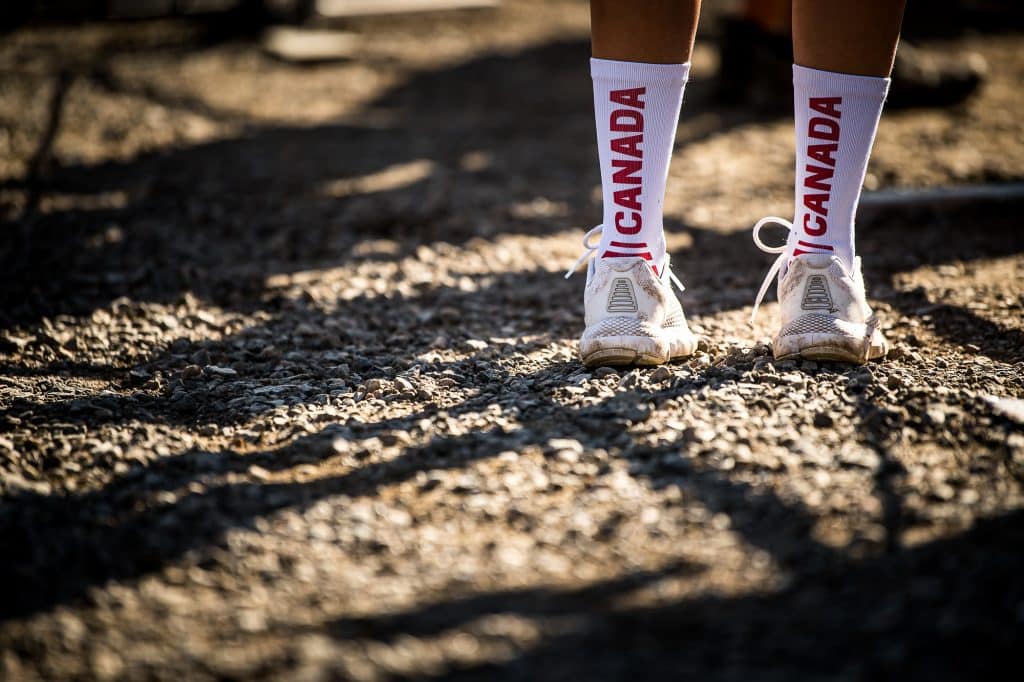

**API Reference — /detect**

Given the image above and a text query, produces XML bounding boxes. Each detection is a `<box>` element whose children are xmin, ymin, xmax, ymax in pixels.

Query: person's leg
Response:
<box><xmin>793</xmin><ymin>1</ymin><xmax>904</xmax><ymax>77</ymax></box>
<box><xmin>572</xmin><ymin>1</ymin><xmax>701</xmax><ymax>366</ymax></box>
<box><xmin>591</xmin><ymin>0</ymin><xmax>699</xmax><ymax>64</ymax></box>
<box><xmin>589</xmin><ymin>0</ymin><xmax>700</xmax><ymax>269</ymax></box>
<box><xmin>787</xmin><ymin>0</ymin><xmax>905</xmax><ymax>267</ymax></box>
<box><xmin>752</xmin><ymin>1</ymin><xmax>904</xmax><ymax>364</ymax></box>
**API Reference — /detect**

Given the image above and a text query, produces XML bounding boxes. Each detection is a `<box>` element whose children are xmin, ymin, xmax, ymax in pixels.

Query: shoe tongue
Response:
<box><xmin>793</xmin><ymin>253</ymin><xmax>836</xmax><ymax>268</ymax></box>
<box><xmin>599</xmin><ymin>256</ymin><xmax>657</xmax><ymax>273</ymax></box>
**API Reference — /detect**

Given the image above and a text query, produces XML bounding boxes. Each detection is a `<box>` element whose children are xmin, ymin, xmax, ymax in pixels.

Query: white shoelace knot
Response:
<box><xmin>750</xmin><ymin>216</ymin><xmax>794</xmax><ymax>324</ymax></box>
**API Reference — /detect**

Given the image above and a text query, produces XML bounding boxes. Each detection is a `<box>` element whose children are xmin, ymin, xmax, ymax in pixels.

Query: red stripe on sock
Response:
<box><xmin>608</xmin><ymin>241</ymin><xmax>649</xmax><ymax>249</ymax></box>
<box><xmin>796</xmin><ymin>240</ymin><xmax>834</xmax><ymax>251</ymax></box>
<box><xmin>601</xmin><ymin>250</ymin><xmax>653</xmax><ymax>260</ymax></box>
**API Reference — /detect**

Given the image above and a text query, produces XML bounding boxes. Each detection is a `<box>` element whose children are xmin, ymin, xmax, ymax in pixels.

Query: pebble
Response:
<box><xmin>691</xmin><ymin>426</ymin><xmax>716</xmax><ymax>444</ymax></box>
<box><xmin>618</xmin><ymin>371</ymin><xmax>639</xmax><ymax>389</ymax></box>
<box><xmin>650</xmin><ymin>366</ymin><xmax>672</xmax><ymax>383</ymax></box>
<box><xmin>925</xmin><ymin>405</ymin><xmax>947</xmax><ymax>426</ymax></box>
<box><xmin>983</xmin><ymin>395</ymin><xmax>1024</xmax><ymax>424</ymax></box>
<box><xmin>547</xmin><ymin>438</ymin><xmax>583</xmax><ymax>454</ymax></box>
<box><xmin>813</xmin><ymin>412</ymin><xmax>834</xmax><ymax>428</ymax></box>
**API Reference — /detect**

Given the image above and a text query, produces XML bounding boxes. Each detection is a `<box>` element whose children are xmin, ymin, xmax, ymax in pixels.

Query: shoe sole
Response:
<box><xmin>773</xmin><ymin>327</ymin><xmax>888</xmax><ymax>365</ymax></box>
<box><xmin>580</xmin><ymin>332</ymin><xmax>697</xmax><ymax>368</ymax></box>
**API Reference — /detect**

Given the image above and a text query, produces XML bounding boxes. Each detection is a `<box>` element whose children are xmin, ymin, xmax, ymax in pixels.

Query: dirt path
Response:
<box><xmin>2</xmin><ymin>2</ymin><xmax>1023</xmax><ymax>679</ymax></box>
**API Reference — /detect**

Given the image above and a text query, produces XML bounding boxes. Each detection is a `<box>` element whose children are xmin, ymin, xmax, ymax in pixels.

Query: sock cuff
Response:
<box><xmin>591</xmin><ymin>57</ymin><xmax>690</xmax><ymax>84</ymax></box>
<box><xmin>792</xmin><ymin>64</ymin><xmax>890</xmax><ymax>98</ymax></box>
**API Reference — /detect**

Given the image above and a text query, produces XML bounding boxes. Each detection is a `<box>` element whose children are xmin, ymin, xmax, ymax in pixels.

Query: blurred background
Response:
<box><xmin>1</xmin><ymin>1</ymin><xmax>1023</xmax><ymax>680</ymax></box>
<box><xmin>2</xmin><ymin>0</ymin><xmax>1022</xmax><ymax>324</ymax></box>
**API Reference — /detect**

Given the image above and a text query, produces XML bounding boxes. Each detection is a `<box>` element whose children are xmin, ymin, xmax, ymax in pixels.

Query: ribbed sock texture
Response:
<box><xmin>789</xmin><ymin>64</ymin><xmax>890</xmax><ymax>270</ymax></box>
<box><xmin>591</xmin><ymin>58</ymin><xmax>689</xmax><ymax>271</ymax></box>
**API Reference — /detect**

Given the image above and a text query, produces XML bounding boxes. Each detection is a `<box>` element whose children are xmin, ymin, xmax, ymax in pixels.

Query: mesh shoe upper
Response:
<box><xmin>567</xmin><ymin>226</ymin><xmax>696</xmax><ymax>365</ymax></box>
<box><xmin>751</xmin><ymin>216</ymin><xmax>886</xmax><ymax>362</ymax></box>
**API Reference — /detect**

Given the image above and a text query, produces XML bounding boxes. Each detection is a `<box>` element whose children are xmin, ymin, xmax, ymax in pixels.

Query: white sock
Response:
<box><xmin>591</xmin><ymin>58</ymin><xmax>689</xmax><ymax>272</ymax></box>
<box><xmin>789</xmin><ymin>64</ymin><xmax>890</xmax><ymax>270</ymax></box>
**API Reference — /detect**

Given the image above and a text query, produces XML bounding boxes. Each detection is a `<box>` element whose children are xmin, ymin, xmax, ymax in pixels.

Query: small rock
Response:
<box><xmin>618</xmin><ymin>371</ymin><xmax>639</xmax><ymax>389</ymax></box>
<box><xmin>204</xmin><ymin>365</ymin><xmax>237</xmax><ymax>377</ymax></box>
<box><xmin>557</xmin><ymin>449</ymin><xmax>580</xmax><ymax>464</ymax></box>
<box><xmin>960</xmin><ymin>488</ymin><xmax>980</xmax><ymax>505</ymax></box>
<box><xmin>691</xmin><ymin>354</ymin><xmax>712</xmax><ymax>369</ymax></box>
<box><xmin>189</xmin><ymin>349</ymin><xmax>211</xmax><ymax>366</ymax></box>
<box><xmin>925</xmin><ymin>405</ymin><xmax>947</xmax><ymax>426</ymax></box>
<box><xmin>593</xmin><ymin>367</ymin><xmax>618</xmax><ymax>379</ymax></box>
<box><xmin>181</xmin><ymin>364</ymin><xmax>203</xmax><ymax>380</ymax></box>
<box><xmin>813</xmin><ymin>412</ymin><xmax>834</xmax><ymax>428</ymax></box>
<box><xmin>380</xmin><ymin>430</ymin><xmax>412</xmax><ymax>447</ymax></box>
<box><xmin>984</xmin><ymin>395</ymin><xmax>1024</xmax><ymax>424</ymax></box>
<box><xmin>548</xmin><ymin>438</ymin><xmax>583</xmax><ymax>454</ymax></box>
<box><xmin>258</xmin><ymin>345</ymin><xmax>281</xmax><ymax>360</ymax></box>
<box><xmin>650</xmin><ymin>366</ymin><xmax>672</xmax><ymax>383</ymax></box>
<box><xmin>691</xmin><ymin>426</ymin><xmax>716</xmax><ymax>444</ymax></box>
<box><xmin>3</xmin><ymin>473</ymin><xmax>51</xmax><ymax>496</ymax></box>
<box><xmin>128</xmin><ymin>368</ymin><xmax>151</xmax><ymax>384</ymax></box>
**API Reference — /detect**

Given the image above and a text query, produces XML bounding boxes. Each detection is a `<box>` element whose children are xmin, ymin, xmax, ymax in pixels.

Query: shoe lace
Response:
<box><xmin>564</xmin><ymin>224</ymin><xmax>604</xmax><ymax>279</ymax></box>
<box><xmin>750</xmin><ymin>216</ymin><xmax>793</xmax><ymax>324</ymax></box>
<box><xmin>563</xmin><ymin>225</ymin><xmax>686</xmax><ymax>292</ymax></box>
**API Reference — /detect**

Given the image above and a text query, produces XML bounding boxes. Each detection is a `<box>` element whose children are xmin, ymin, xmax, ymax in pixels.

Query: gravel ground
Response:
<box><xmin>2</xmin><ymin>2</ymin><xmax>1023</xmax><ymax>679</ymax></box>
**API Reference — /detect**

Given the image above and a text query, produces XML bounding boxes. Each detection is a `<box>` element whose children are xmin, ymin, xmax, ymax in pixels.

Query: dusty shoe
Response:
<box><xmin>566</xmin><ymin>227</ymin><xmax>697</xmax><ymax>367</ymax></box>
<box><xmin>751</xmin><ymin>218</ymin><xmax>887</xmax><ymax>364</ymax></box>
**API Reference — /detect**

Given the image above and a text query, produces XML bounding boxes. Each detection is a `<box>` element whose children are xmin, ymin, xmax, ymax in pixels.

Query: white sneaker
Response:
<box><xmin>751</xmin><ymin>217</ymin><xmax>888</xmax><ymax>364</ymax></box>
<box><xmin>566</xmin><ymin>226</ymin><xmax>697</xmax><ymax>367</ymax></box>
